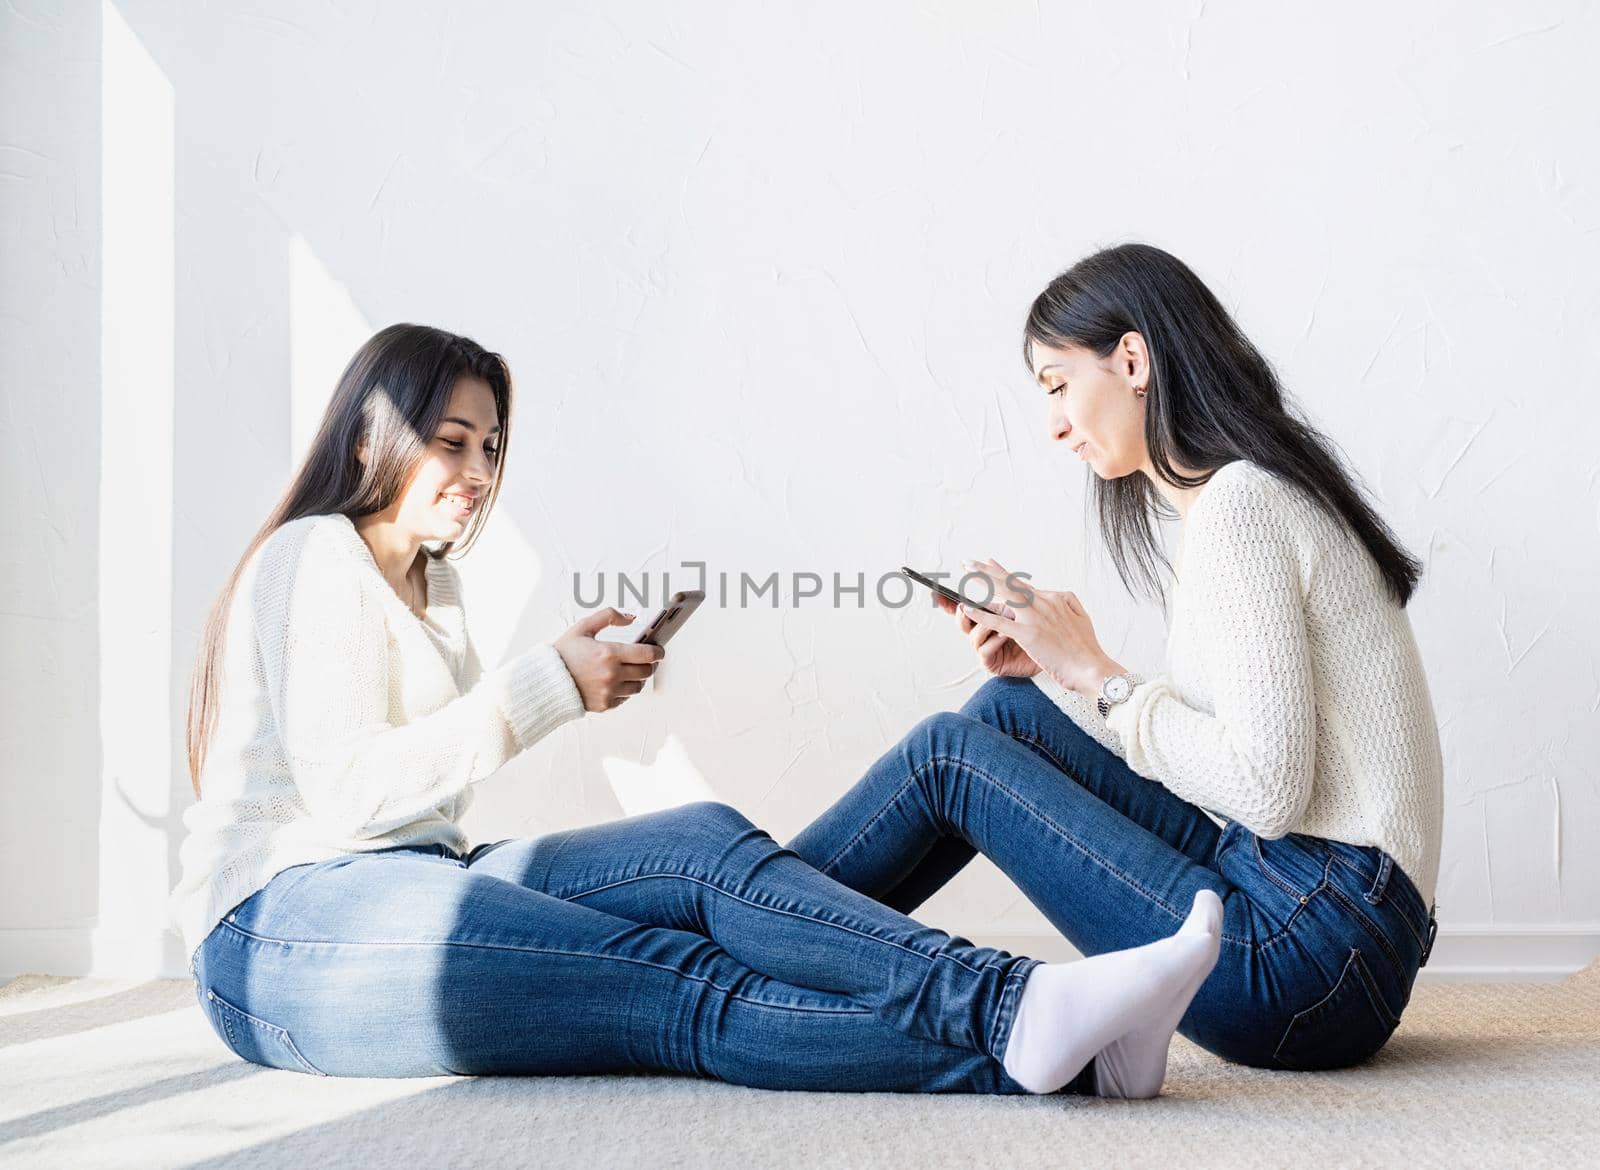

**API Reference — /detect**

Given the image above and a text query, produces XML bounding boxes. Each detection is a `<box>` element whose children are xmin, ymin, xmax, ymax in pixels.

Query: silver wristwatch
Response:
<box><xmin>1096</xmin><ymin>672</ymin><xmax>1140</xmax><ymax>720</ymax></box>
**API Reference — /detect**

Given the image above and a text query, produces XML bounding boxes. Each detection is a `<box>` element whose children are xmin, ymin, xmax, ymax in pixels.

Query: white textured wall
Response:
<box><xmin>4</xmin><ymin>0</ymin><xmax>1598</xmax><ymax>979</ymax></box>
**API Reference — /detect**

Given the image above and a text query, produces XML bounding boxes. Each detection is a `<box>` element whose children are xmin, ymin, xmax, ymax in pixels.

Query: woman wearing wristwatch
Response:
<box><xmin>788</xmin><ymin>242</ymin><xmax>1444</xmax><ymax>1082</ymax></box>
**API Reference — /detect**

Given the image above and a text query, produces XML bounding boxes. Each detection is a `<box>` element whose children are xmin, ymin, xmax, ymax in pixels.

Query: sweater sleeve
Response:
<box><xmin>255</xmin><ymin>523</ymin><xmax>586</xmax><ymax>840</ymax></box>
<box><xmin>1103</xmin><ymin>480</ymin><xmax>1318</xmax><ymax>838</ymax></box>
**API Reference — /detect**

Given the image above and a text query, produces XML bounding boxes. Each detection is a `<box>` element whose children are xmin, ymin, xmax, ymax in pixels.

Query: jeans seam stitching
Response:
<box><xmin>1008</xmin><ymin>732</ymin><xmax>1074</xmax><ymax>777</ymax></box>
<box><xmin>1328</xmin><ymin>854</ymin><xmax>1428</xmax><ymax>948</ymax></box>
<box><xmin>809</xmin><ymin>703</ymin><xmax>1246</xmax><ymax>947</ymax></box>
<box><xmin>213</xmin><ymin>922</ymin><xmax>875</xmax><ymax>1016</ymax></box>
<box><xmin>1252</xmin><ymin>834</ymin><xmax>1317</xmax><ymax>903</ymax></box>
<box><xmin>1323</xmin><ymin>883</ymin><xmax>1410</xmax><ymax>988</ymax></box>
<box><xmin>207</xmin><ymin>988</ymin><xmax>327</xmax><ymax>1075</ymax></box>
<box><xmin>991</xmin><ymin>961</ymin><xmax>1040</xmax><ymax>1061</ymax></box>
<box><xmin>1347</xmin><ymin>946</ymin><xmax>1400</xmax><ymax>1029</ymax></box>
<box><xmin>561</xmin><ymin>872</ymin><xmax>1006</xmax><ymax>979</ymax></box>
<box><xmin>1271</xmin><ymin>947</ymin><xmax>1396</xmax><ymax>1067</ymax></box>
<box><xmin>958</xmin><ymin>756</ymin><xmax>1321</xmax><ymax>954</ymax></box>
<box><xmin>814</xmin><ymin>772</ymin><xmax>922</xmax><ymax>877</ymax></box>
<box><xmin>917</xmin><ymin>753</ymin><xmax>1258</xmax><ymax>945</ymax></box>
<box><xmin>1318</xmin><ymin>857</ymin><xmax>1433</xmax><ymax>953</ymax></box>
<box><xmin>980</xmin><ymin>717</ymin><xmax>1296</xmax><ymax>954</ymax></box>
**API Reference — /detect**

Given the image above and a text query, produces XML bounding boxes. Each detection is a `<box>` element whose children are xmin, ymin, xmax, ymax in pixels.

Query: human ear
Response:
<box><xmin>1119</xmin><ymin>332</ymin><xmax>1150</xmax><ymax>387</ymax></box>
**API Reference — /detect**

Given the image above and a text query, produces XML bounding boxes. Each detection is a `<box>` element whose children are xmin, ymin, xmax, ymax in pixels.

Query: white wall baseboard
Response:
<box><xmin>0</xmin><ymin>928</ymin><xmax>97</xmax><ymax>979</ymax></box>
<box><xmin>1405</xmin><ymin>925</ymin><xmax>1600</xmax><ymax>982</ymax></box>
<box><xmin>0</xmin><ymin>928</ymin><xmax>187</xmax><ymax>981</ymax></box>
<box><xmin>4</xmin><ymin>924</ymin><xmax>1598</xmax><ymax>984</ymax></box>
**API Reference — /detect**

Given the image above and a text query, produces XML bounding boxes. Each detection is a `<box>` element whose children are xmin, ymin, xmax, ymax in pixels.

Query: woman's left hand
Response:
<box><xmin>958</xmin><ymin>558</ymin><xmax>1125</xmax><ymax>699</ymax></box>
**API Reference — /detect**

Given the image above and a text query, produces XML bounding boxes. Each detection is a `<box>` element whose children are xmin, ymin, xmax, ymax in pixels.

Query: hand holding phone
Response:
<box><xmin>900</xmin><ymin>566</ymin><xmax>1038</xmax><ymax>680</ymax></box>
<box><xmin>555</xmin><ymin>609</ymin><xmax>667</xmax><ymax>712</ymax></box>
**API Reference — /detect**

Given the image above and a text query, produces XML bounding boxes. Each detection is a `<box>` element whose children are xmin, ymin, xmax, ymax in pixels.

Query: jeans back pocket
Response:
<box><xmin>202</xmin><ymin>987</ymin><xmax>326</xmax><ymax>1076</ymax></box>
<box><xmin>1272</xmin><ymin>947</ymin><xmax>1399</xmax><ymax>1071</ymax></box>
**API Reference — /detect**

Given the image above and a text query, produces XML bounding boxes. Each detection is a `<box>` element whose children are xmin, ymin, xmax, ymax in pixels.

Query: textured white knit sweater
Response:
<box><xmin>1034</xmin><ymin>460</ymin><xmax>1444</xmax><ymax>908</ymax></box>
<box><xmin>168</xmin><ymin>512</ymin><xmax>587</xmax><ymax>960</ymax></box>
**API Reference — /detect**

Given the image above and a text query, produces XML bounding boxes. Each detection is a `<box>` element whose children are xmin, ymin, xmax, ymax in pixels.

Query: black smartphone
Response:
<box><xmin>633</xmin><ymin>590</ymin><xmax>706</xmax><ymax>647</ymax></box>
<box><xmin>899</xmin><ymin>567</ymin><xmax>1000</xmax><ymax>613</ymax></box>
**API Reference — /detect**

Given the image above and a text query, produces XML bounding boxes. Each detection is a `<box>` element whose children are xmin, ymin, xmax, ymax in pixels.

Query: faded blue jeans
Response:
<box><xmin>788</xmin><ymin>677</ymin><xmax>1439</xmax><ymax>1071</ymax></box>
<box><xmin>193</xmin><ymin>800</ymin><xmax>1075</xmax><ymax>1091</ymax></box>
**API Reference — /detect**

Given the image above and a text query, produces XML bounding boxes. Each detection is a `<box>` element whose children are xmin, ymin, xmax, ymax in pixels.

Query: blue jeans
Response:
<box><xmin>193</xmin><ymin>800</ymin><xmax>1069</xmax><ymax>1091</ymax></box>
<box><xmin>788</xmin><ymin>677</ymin><xmax>1439</xmax><ymax>1071</ymax></box>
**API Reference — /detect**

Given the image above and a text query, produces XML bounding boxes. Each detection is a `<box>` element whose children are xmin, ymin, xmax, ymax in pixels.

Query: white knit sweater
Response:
<box><xmin>1034</xmin><ymin>460</ymin><xmax>1444</xmax><ymax>908</ymax></box>
<box><xmin>168</xmin><ymin>512</ymin><xmax>587</xmax><ymax>960</ymax></box>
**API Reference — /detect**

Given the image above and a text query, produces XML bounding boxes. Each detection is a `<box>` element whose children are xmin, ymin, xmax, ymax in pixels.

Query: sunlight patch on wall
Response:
<box><xmin>602</xmin><ymin>733</ymin><xmax>719</xmax><ymax>818</ymax></box>
<box><xmin>452</xmin><ymin>510</ymin><xmax>543</xmax><ymax>668</ymax></box>
<box><xmin>96</xmin><ymin>0</ymin><xmax>174</xmax><ymax>975</ymax></box>
<box><xmin>289</xmin><ymin>232</ymin><xmax>370</xmax><ymax>465</ymax></box>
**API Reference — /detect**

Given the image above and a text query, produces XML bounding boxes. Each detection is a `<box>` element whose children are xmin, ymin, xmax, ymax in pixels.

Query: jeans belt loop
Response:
<box><xmin>1420</xmin><ymin>905</ymin><xmax>1439</xmax><ymax>968</ymax></box>
<box><xmin>1363</xmin><ymin>851</ymin><xmax>1393</xmax><ymax>906</ymax></box>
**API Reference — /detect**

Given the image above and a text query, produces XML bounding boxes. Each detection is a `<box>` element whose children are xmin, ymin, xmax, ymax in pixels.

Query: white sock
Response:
<box><xmin>1000</xmin><ymin>889</ymin><xmax>1223</xmax><ymax>1096</ymax></box>
<box><xmin>1092</xmin><ymin>888</ymin><xmax>1224</xmax><ymax>1098</ymax></box>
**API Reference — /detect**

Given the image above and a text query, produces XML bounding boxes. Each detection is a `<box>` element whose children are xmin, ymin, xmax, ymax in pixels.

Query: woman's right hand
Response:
<box><xmin>932</xmin><ymin>593</ymin><xmax>1040</xmax><ymax>679</ymax></box>
<box><xmin>554</xmin><ymin>609</ymin><xmax>664</xmax><ymax>712</ymax></box>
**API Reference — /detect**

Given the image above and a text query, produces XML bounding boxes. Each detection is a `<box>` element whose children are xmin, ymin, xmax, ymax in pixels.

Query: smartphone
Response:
<box><xmin>628</xmin><ymin>590</ymin><xmax>706</xmax><ymax>647</ymax></box>
<box><xmin>899</xmin><ymin>567</ymin><xmax>1002</xmax><ymax>614</ymax></box>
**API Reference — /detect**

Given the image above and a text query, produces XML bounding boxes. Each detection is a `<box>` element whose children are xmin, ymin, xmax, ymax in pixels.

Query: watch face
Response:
<box><xmin>1105</xmin><ymin>675</ymin><xmax>1133</xmax><ymax>702</ymax></box>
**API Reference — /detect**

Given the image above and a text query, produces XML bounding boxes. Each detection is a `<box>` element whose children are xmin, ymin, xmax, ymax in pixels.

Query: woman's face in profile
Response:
<box><xmin>393</xmin><ymin>375</ymin><xmax>502</xmax><ymax>541</ymax></box>
<box><xmin>1030</xmin><ymin>337</ymin><xmax>1149</xmax><ymax>481</ymax></box>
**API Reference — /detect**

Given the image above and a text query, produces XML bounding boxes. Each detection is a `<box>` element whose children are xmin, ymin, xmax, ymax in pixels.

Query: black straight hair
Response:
<box><xmin>185</xmin><ymin>323</ymin><xmax>514</xmax><ymax>795</ymax></box>
<box><xmin>1023</xmin><ymin>242</ymin><xmax>1422</xmax><ymax>608</ymax></box>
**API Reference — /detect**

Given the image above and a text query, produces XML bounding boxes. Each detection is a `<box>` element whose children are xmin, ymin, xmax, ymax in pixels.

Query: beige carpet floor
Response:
<box><xmin>4</xmin><ymin>962</ymin><xmax>1597</xmax><ymax>1170</ymax></box>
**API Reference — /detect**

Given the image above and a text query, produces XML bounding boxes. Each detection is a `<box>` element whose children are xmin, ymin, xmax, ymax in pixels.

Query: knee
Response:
<box><xmin>674</xmin><ymin>800</ymin><xmax>761</xmax><ymax>841</ymax></box>
<box><xmin>904</xmin><ymin>710</ymin><xmax>1010</xmax><ymax>774</ymax></box>
<box><xmin>957</xmin><ymin>675</ymin><xmax>1034</xmax><ymax>726</ymax></box>
<box><xmin>908</xmin><ymin>710</ymin><xmax>972</xmax><ymax>748</ymax></box>
<box><xmin>666</xmin><ymin>802</ymin><xmax>785</xmax><ymax>878</ymax></box>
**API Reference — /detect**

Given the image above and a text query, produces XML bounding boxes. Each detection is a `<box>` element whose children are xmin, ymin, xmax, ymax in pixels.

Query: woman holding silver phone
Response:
<box><xmin>788</xmin><ymin>243</ymin><xmax>1444</xmax><ymax>1085</ymax></box>
<box><xmin>170</xmin><ymin>321</ymin><xmax>1221</xmax><ymax>1095</ymax></box>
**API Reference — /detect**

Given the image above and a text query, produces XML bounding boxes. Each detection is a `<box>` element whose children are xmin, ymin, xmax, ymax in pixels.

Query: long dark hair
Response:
<box><xmin>1023</xmin><ymin>243</ymin><xmax>1421</xmax><ymax>609</ymax></box>
<box><xmin>184</xmin><ymin>323</ymin><xmax>514</xmax><ymax>796</ymax></box>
